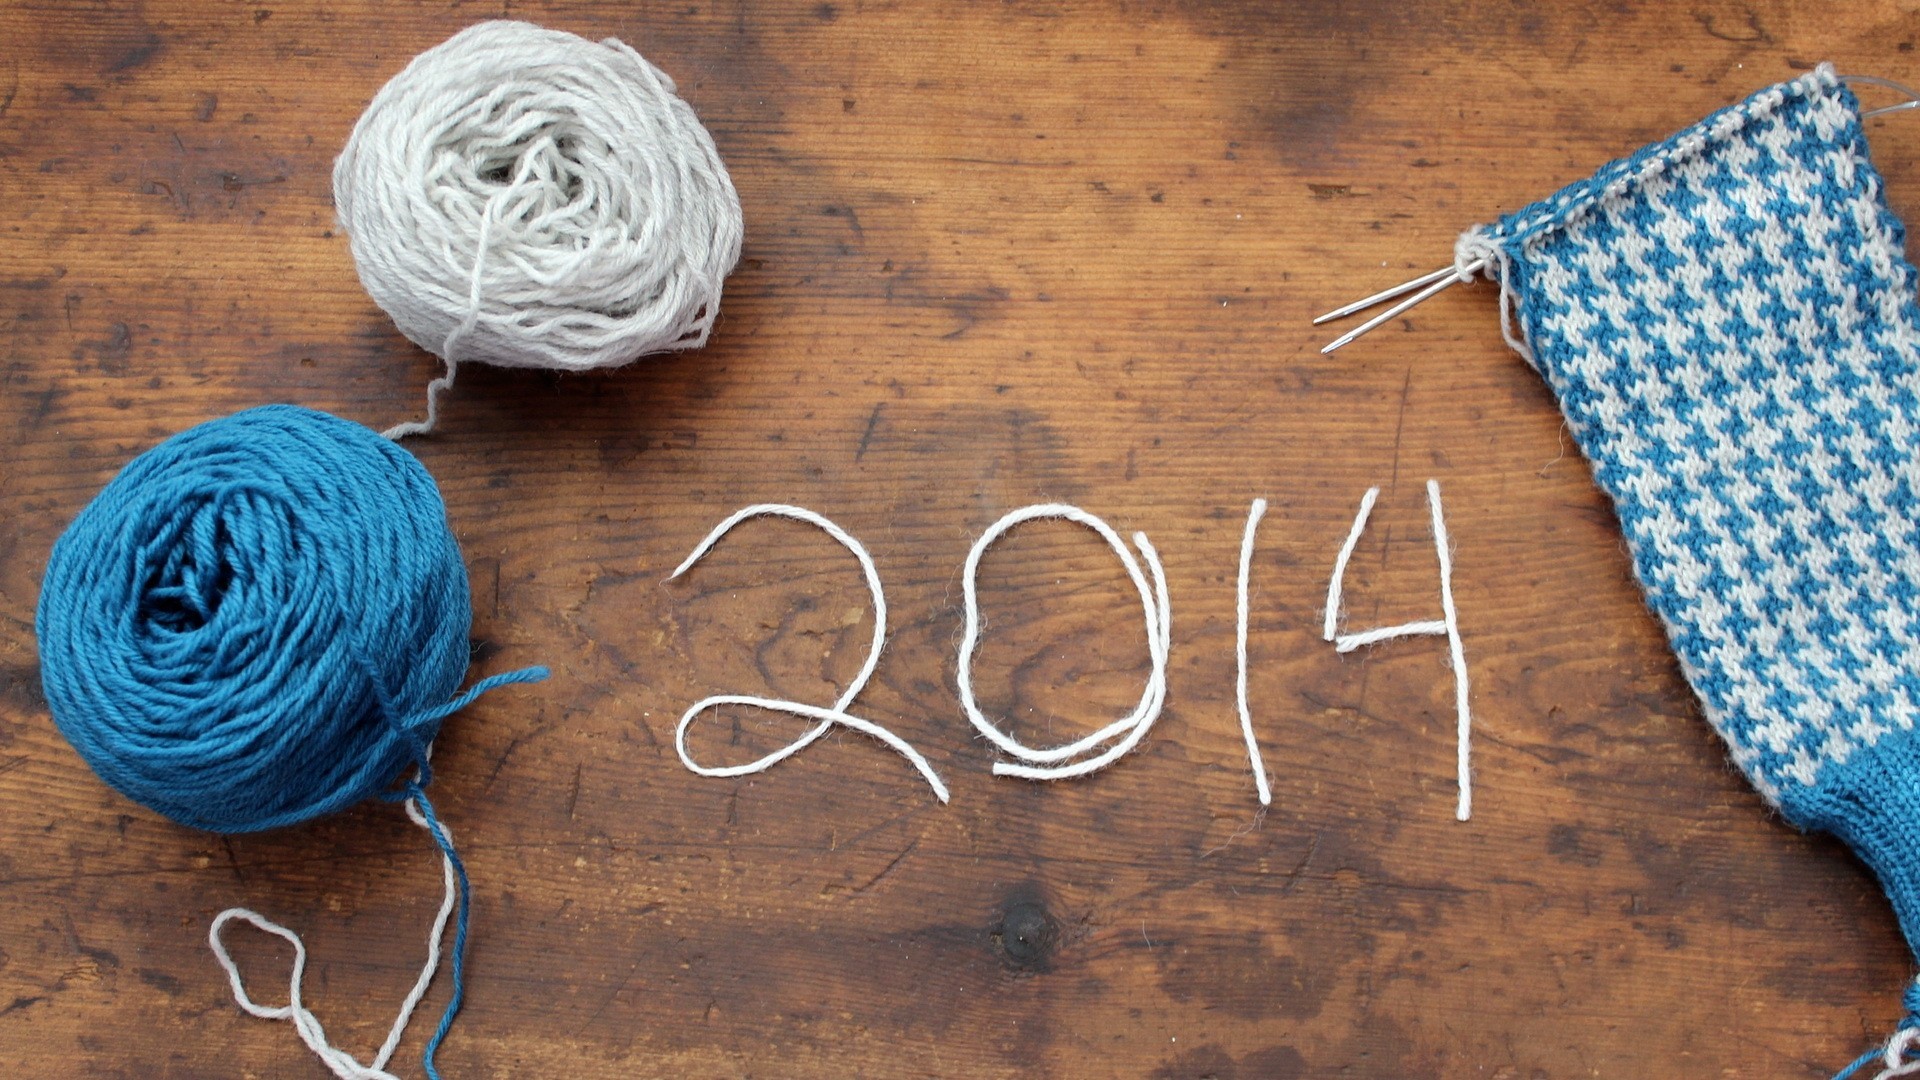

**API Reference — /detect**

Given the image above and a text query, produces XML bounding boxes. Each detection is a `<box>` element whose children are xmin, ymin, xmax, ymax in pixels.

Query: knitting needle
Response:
<box><xmin>1311</xmin><ymin>265</ymin><xmax>1456</xmax><ymax>325</ymax></box>
<box><xmin>1845</xmin><ymin>73</ymin><xmax>1920</xmax><ymax>118</ymax></box>
<box><xmin>1318</xmin><ymin>259</ymin><xmax>1484</xmax><ymax>354</ymax></box>
<box><xmin>1317</xmin><ymin>74</ymin><xmax>1916</xmax><ymax>354</ymax></box>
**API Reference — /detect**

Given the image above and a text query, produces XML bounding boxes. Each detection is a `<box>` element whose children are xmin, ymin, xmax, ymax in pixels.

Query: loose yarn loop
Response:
<box><xmin>1323</xmin><ymin>482</ymin><xmax>1474</xmax><ymax>821</ymax></box>
<box><xmin>957</xmin><ymin>504</ymin><xmax>1172</xmax><ymax>782</ymax></box>
<box><xmin>334</xmin><ymin>21</ymin><xmax>743</xmax><ymax>437</ymax></box>
<box><xmin>210</xmin><ymin>790</ymin><xmax>458</xmax><ymax>1080</ymax></box>
<box><xmin>1454</xmin><ymin>227</ymin><xmax>1535</xmax><ymax>367</ymax></box>
<box><xmin>35</xmin><ymin>404</ymin><xmax>547</xmax><ymax>1078</ymax></box>
<box><xmin>668</xmin><ymin>504</ymin><xmax>948</xmax><ymax>803</ymax></box>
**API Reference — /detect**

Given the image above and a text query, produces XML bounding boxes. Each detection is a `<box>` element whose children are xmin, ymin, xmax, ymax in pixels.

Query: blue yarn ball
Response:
<box><xmin>37</xmin><ymin>404</ymin><xmax>485</xmax><ymax>833</ymax></box>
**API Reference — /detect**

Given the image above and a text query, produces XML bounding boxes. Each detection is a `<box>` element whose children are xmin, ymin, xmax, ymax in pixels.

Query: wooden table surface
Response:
<box><xmin>4</xmin><ymin>1</ymin><xmax>1919</xmax><ymax>1077</ymax></box>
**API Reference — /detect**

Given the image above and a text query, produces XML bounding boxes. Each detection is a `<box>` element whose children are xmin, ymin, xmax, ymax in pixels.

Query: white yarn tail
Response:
<box><xmin>1324</xmin><ymin>481</ymin><xmax>1474</xmax><ymax>820</ymax></box>
<box><xmin>1455</xmin><ymin>228</ymin><xmax>1535</xmax><ymax>367</ymax></box>
<box><xmin>957</xmin><ymin>504</ymin><xmax>1173</xmax><ymax>782</ymax></box>
<box><xmin>667</xmin><ymin>504</ymin><xmax>948</xmax><ymax>802</ymax></box>
<box><xmin>1873</xmin><ymin>1028</ymin><xmax>1920</xmax><ymax>1079</ymax></box>
<box><xmin>208</xmin><ymin>797</ymin><xmax>454</xmax><ymax>1079</ymax></box>
<box><xmin>1235</xmin><ymin>498</ymin><xmax>1273</xmax><ymax>805</ymax></box>
<box><xmin>381</xmin><ymin>358</ymin><xmax>458</xmax><ymax>441</ymax></box>
<box><xmin>383</xmin><ymin>190</ymin><xmax>495</xmax><ymax>441</ymax></box>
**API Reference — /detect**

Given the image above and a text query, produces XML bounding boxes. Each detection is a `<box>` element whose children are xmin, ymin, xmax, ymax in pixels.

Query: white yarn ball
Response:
<box><xmin>334</xmin><ymin>20</ymin><xmax>743</xmax><ymax>380</ymax></box>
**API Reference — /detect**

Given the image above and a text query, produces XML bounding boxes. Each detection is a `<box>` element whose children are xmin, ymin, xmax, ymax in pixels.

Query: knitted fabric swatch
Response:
<box><xmin>1457</xmin><ymin>63</ymin><xmax>1920</xmax><ymax>952</ymax></box>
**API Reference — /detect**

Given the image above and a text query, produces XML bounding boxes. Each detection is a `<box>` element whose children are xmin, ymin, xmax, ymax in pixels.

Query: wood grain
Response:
<box><xmin>3</xmin><ymin>1</ymin><xmax>1919</xmax><ymax>1076</ymax></box>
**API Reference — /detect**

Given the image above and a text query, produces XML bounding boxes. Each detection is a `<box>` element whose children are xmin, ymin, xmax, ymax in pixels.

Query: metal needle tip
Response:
<box><xmin>1320</xmin><ymin>271</ymin><xmax>1464</xmax><ymax>354</ymax></box>
<box><xmin>1312</xmin><ymin>265</ymin><xmax>1456</xmax><ymax>325</ymax></box>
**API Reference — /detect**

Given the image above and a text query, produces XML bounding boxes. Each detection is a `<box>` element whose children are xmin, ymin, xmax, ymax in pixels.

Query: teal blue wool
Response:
<box><xmin>36</xmin><ymin>403</ymin><xmax>546</xmax><ymax>1077</ymax></box>
<box><xmin>1455</xmin><ymin>66</ymin><xmax>1920</xmax><ymax>1074</ymax></box>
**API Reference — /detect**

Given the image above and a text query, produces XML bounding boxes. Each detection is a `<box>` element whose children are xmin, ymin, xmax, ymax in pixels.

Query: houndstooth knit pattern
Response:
<box><xmin>1457</xmin><ymin>64</ymin><xmax>1920</xmax><ymax>948</ymax></box>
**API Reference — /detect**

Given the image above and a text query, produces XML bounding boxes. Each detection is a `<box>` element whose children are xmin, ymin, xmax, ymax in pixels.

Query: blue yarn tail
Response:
<box><xmin>395</xmin><ymin>668</ymin><xmax>548</xmax><ymax>1079</ymax></box>
<box><xmin>411</xmin><ymin>785</ymin><xmax>468</xmax><ymax>1080</ymax></box>
<box><xmin>1834</xmin><ymin>1044</ymin><xmax>1880</xmax><ymax>1080</ymax></box>
<box><xmin>404</xmin><ymin>665</ymin><xmax>551</xmax><ymax>735</ymax></box>
<box><xmin>1837</xmin><ymin>996</ymin><xmax>1920</xmax><ymax>1080</ymax></box>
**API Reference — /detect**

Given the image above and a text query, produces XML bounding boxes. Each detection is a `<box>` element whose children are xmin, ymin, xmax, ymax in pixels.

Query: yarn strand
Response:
<box><xmin>958</xmin><ymin>504</ymin><xmax>1172</xmax><ymax>781</ymax></box>
<box><xmin>379</xmin><ymin>146</ymin><xmax>506</xmax><ymax>440</ymax></box>
<box><xmin>676</xmin><ymin>695</ymin><xmax>950</xmax><ymax>803</ymax></box>
<box><xmin>1836</xmin><ymin>1048</ymin><xmax>1883</xmax><ymax>1080</ymax></box>
<box><xmin>1324</xmin><ymin>487</ymin><xmax>1380</xmax><ymax>641</ymax></box>
<box><xmin>1235</xmin><ymin>498</ymin><xmax>1273</xmax><ymax>806</ymax></box>
<box><xmin>378</xmin><ymin>199</ymin><xmax>485</xmax><ymax>440</ymax></box>
<box><xmin>209</xmin><ymin>787</ymin><xmax>460</xmax><ymax>1080</ymax></box>
<box><xmin>410</xmin><ymin>788</ymin><xmax>468</xmax><ymax>1080</ymax></box>
<box><xmin>668</xmin><ymin>504</ymin><xmax>947</xmax><ymax>802</ymax></box>
<box><xmin>1323</xmin><ymin>481</ymin><xmax>1475</xmax><ymax>820</ymax></box>
<box><xmin>1335</xmin><ymin>620</ymin><xmax>1449</xmax><ymax>653</ymax></box>
<box><xmin>1429</xmin><ymin>480</ymin><xmax>1473</xmax><ymax>822</ymax></box>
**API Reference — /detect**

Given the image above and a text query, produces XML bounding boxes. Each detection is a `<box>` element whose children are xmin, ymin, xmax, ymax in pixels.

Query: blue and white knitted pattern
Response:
<box><xmin>1457</xmin><ymin>64</ymin><xmax>1920</xmax><ymax>947</ymax></box>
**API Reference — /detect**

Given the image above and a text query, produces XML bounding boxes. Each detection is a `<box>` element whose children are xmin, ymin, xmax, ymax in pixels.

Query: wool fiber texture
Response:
<box><xmin>335</xmin><ymin>21</ymin><xmax>742</xmax><ymax>377</ymax></box>
<box><xmin>1461</xmin><ymin>64</ymin><xmax>1920</xmax><ymax>951</ymax></box>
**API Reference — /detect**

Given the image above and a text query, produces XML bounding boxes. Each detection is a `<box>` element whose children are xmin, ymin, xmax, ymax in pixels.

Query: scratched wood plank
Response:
<box><xmin>2</xmin><ymin>1</ymin><xmax>1919</xmax><ymax>1077</ymax></box>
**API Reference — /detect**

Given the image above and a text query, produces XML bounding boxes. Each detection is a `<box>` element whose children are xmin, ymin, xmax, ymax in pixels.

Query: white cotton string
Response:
<box><xmin>1429</xmin><ymin>480</ymin><xmax>1473</xmax><ymax>821</ymax></box>
<box><xmin>1235</xmin><ymin>499</ymin><xmax>1273</xmax><ymax>806</ymax></box>
<box><xmin>382</xmin><ymin>361</ymin><xmax>458</xmax><ymax>442</ymax></box>
<box><xmin>668</xmin><ymin>504</ymin><xmax>947</xmax><ymax>802</ymax></box>
<box><xmin>335</xmin><ymin>20</ymin><xmax>743</xmax><ymax>436</ymax></box>
<box><xmin>1334</xmin><ymin>620</ymin><xmax>1448</xmax><ymax>653</ymax></box>
<box><xmin>1324</xmin><ymin>482</ymin><xmax>1475</xmax><ymax>821</ymax></box>
<box><xmin>957</xmin><ymin>504</ymin><xmax>1172</xmax><ymax>780</ymax></box>
<box><xmin>379</xmin><ymin>189</ymin><xmax>497</xmax><ymax>440</ymax></box>
<box><xmin>670</xmin><ymin>504</ymin><xmax>884</xmax><ymax>762</ymax></box>
<box><xmin>958</xmin><ymin>505</ymin><xmax>1162</xmax><ymax>764</ymax></box>
<box><xmin>1324</xmin><ymin>487</ymin><xmax>1380</xmax><ymax>641</ymax></box>
<box><xmin>208</xmin><ymin>795</ymin><xmax>456</xmax><ymax>1080</ymax></box>
<box><xmin>991</xmin><ymin>531</ymin><xmax>1170</xmax><ymax>781</ymax></box>
<box><xmin>677</xmin><ymin>695</ymin><xmax>949</xmax><ymax>802</ymax></box>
